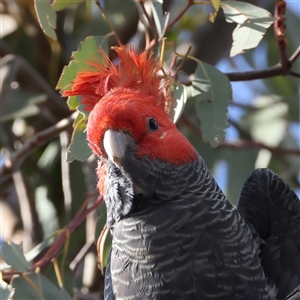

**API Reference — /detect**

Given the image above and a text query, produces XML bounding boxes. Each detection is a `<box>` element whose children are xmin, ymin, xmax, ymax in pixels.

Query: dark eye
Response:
<box><xmin>148</xmin><ymin>118</ymin><xmax>159</xmax><ymax>131</ymax></box>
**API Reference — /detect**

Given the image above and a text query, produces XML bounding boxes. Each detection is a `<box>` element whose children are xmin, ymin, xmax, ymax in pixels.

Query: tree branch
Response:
<box><xmin>226</xmin><ymin>64</ymin><xmax>284</xmax><ymax>81</ymax></box>
<box><xmin>289</xmin><ymin>70</ymin><xmax>300</xmax><ymax>78</ymax></box>
<box><xmin>137</xmin><ymin>0</ymin><xmax>159</xmax><ymax>47</ymax></box>
<box><xmin>95</xmin><ymin>0</ymin><xmax>122</xmax><ymax>46</ymax></box>
<box><xmin>180</xmin><ymin>113</ymin><xmax>300</xmax><ymax>156</ymax></box>
<box><xmin>274</xmin><ymin>0</ymin><xmax>289</xmax><ymax>70</ymax></box>
<box><xmin>180</xmin><ymin>44</ymin><xmax>300</xmax><ymax>84</ymax></box>
<box><xmin>167</xmin><ymin>0</ymin><xmax>194</xmax><ymax>30</ymax></box>
<box><xmin>0</xmin><ymin>112</ymin><xmax>78</xmax><ymax>183</ymax></box>
<box><xmin>1</xmin><ymin>195</ymin><xmax>103</xmax><ymax>277</ymax></box>
<box><xmin>1</xmin><ymin>55</ymin><xmax>69</xmax><ymax>115</ymax></box>
<box><xmin>289</xmin><ymin>45</ymin><xmax>300</xmax><ymax>63</ymax></box>
<box><xmin>221</xmin><ymin>140</ymin><xmax>300</xmax><ymax>156</ymax></box>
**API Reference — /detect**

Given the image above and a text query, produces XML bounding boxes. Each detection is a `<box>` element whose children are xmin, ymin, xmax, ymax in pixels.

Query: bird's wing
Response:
<box><xmin>237</xmin><ymin>168</ymin><xmax>300</xmax><ymax>299</ymax></box>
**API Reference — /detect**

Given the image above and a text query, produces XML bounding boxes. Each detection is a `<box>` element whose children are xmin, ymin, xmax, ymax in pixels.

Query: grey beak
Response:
<box><xmin>103</xmin><ymin>130</ymin><xmax>135</xmax><ymax>166</ymax></box>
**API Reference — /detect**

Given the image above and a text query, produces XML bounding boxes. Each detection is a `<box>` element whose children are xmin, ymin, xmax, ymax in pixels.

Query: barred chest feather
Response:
<box><xmin>103</xmin><ymin>159</ymin><xmax>273</xmax><ymax>300</ymax></box>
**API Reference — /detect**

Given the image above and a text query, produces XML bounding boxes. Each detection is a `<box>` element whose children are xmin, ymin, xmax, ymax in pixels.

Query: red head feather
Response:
<box><xmin>63</xmin><ymin>46</ymin><xmax>173</xmax><ymax>112</ymax></box>
<box><xmin>63</xmin><ymin>45</ymin><xmax>198</xmax><ymax>165</ymax></box>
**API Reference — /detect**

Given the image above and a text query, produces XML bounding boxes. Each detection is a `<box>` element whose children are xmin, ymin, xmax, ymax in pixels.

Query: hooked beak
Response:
<box><xmin>103</xmin><ymin>129</ymin><xmax>135</xmax><ymax>166</ymax></box>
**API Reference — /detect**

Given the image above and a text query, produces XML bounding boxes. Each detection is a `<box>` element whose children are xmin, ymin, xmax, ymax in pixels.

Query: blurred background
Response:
<box><xmin>1</xmin><ymin>0</ymin><xmax>299</xmax><ymax>298</ymax></box>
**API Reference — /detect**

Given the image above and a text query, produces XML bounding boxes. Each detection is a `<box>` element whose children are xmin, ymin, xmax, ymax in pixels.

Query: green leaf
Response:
<box><xmin>221</xmin><ymin>1</ymin><xmax>273</xmax><ymax>24</ymax></box>
<box><xmin>95</xmin><ymin>203</ymin><xmax>112</xmax><ymax>271</ymax></box>
<box><xmin>52</xmin><ymin>0</ymin><xmax>84</xmax><ymax>11</ymax></box>
<box><xmin>67</xmin><ymin>112</ymin><xmax>91</xmax><ymax>162</ymax></box>
<box><xmin>230</xmin><ymin>20</ymin><xmax>274</xmax><ymax>57</ymax></box>
<box><xmin>209</xmin><ymin>0</ymin><xmax>221</xmax><ymax>22</ymax></box>
<box><xmin>0</xmin><ymin>238</ymin><xmax>53</xmax><ymax>272</ymax></box>
<box><xmin>25</xmin><ymin>238</ymin><xmax>53</xmax><ymax>263</ymax></box>
<box><xmin>221</xmin><ymin>1</ymin><xmax>274</xmax><ymax>56</ymax></box>
<box><xmin>1</xmin><ymin>241</ymin><xmax>31</xmax><ymax>272</ymax></box>
<box><xmin>12</xmin><ymin>273</ymin><xmax>72</xmax><ymax>300</ymax></box>
<box><xmin>67</xmin><ymin>96</ymin><xmax>80</xmax><ymax>111</ymax></box>
<box><xmin>0</xmin><ymin>280</ymin><xmax>14</xmax><ymax>300</ymax></box>
<box><xmin>151</xmin><ymin>0</ymin><xmax>168</xmax><ymax>39</ymax></box>
<box><xmin>191</xmin><ymin>59</ymin><xmax>232</xmax><ymax>147</ymax></box>
<box><xmin>167</xmin><ymin>83</ymin><xmax>187</xmax><ymax>123</ymax></box>
<box><xmin>34</xmin><ymin>0</ymin><xmax>57</xmax><ymax>40</ymax></box>
<box><xmin>56</xmin><ymin>35</ymin><xmax>110</xmax><ymax>93</ymax></box>
<box><xmin>0</xmin><ymin>87</ymin><xmax>46</xmax><ymax>122</ymax></box>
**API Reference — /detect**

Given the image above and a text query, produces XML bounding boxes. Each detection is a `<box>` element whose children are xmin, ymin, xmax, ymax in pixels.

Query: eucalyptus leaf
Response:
<box><xmin>12</xmin><ymin>273</ymin><xmax>72</xmax><ymax>300</ymax></box>
<box><xmin>67</xmin><ymin>96</ymin><xmax>80</xmax><ymax>111</ymax></box>
<box><xmin>95</xmin><ymin>203</ymin><xmax>112</xmax><ymax>271</ymax></box>
<box><xmin>167</xmin><ymin>83</ymin><xmax>187</xmax><ymax>124</ymax></box>
<box><xmin>1</xmin><ymin>87</ymin><xmax>46</xmax><ymax>122</ymax></box>
<box><xmin>191</xmin><ymin>58</ymin><xmax>232</xmax><ymax>147</ymax></box>
<box><xmin>230</xmin><ymin>19</ymin><xmax>274</xmax><ymax>57</ymax></box>
<box><xmin>56</xmin><ymin>35</ymin><xmax>110</xmax><ymax>93</ymax></box>
<box><xmin>209</xmin><ymin>0</ymin><xmax>221</xmax><ymax>22</ymax></box>
<box><xmin>67</xmin><ymin>112</ymin><xmax>91</xmax><ymax>162</ymax></box>
<box><xmin>52</xmin><ymin>0</ymin><xmax>84</xmax><ymax>11</ymax></box>
<box><xmin>1</xmin><ymin>241</ymin><xmax>31</xmax><ymax>272</ymax></box>
<box><xmin>24</xmin><ymin>237</ymin><xmax>53</xmax><ymax>262</ymax></box>
<box><xmin>34</xmin><ymin>0</ymin><xmax>57</xmax><ymax>40</ymax></box>
<box><xmin>221</xmin><ymin>1</ymin><xmax>273</xmax><ymax>23</ymax></box>
<box><xmin>152</xmin><ymin>0</ymin><xmax>168</xmax><ymax>39</ymax></box>
<box><xmin>221</xmin><ymin>1</ymin><xmax>274</xmax><ymax>56</ymax></box>
<box><xmin>0</xmin><ymin>280</ymin><xmax>14</xmax><ymax>300</ymax></box>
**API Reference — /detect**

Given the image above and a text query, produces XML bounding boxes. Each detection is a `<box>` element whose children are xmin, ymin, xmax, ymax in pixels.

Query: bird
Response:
<box><xmin>63</xmin><ymin>46</ymin><xmax>300</xmax><ymax>300</ymax></box>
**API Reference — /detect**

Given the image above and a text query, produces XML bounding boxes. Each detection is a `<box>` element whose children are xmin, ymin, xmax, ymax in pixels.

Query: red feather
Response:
<box><xmin>62</xmin><ymin>45</ymin><xmax>198</xmax><ymax>171</ymax></box>
<box><xmin>63</xmin><ymin>46</ymin><xmax>173</xmax><ymax>113</ymax></box>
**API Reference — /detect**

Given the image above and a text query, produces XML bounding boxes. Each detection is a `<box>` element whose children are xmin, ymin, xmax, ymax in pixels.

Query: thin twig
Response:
<box><xmin>289</xmin><ymin>70</ymin><xmax>300</xmax><ymax>78</ymax></box>
<box><xmin>226</xmin><ymin>64</ymin><xmax>284</xmax><ymax>81</ymax></box>
<box><xmin>82</xmin><ymin>156</ymin><xmax>99</xmax><ymax>288</ymax></box>
<box><xmin>137</xmin><ymin>0</ymin><xmax>159</xmax><ymax>42</ymax></box>
<box><xmin>1</xmin><ymin>195</ymin><xmax>104</xmax><ymax>277</ymax></box>
<box><xmin>69</xmin><ymin>240</ymin><xmax>94</xmax><ymax>271</ymax></box>
<box><xmin>229</xmin><ymin>102</ymin><xmax>256</xmax><ymax>111</ymax></box>
<box><xmin>221</xmin><ymin>140</ymin><xmax>300</xmax><ymax>156</ymax></box>
<box><xmin>167</xmin><ymin>0</ymin><xmax>194</xmax><ymax>30</ymax></box>
<box><xmin>33</xmin><ymin>195</ymin><xmax>103</xmax><ymax>269</ymax></box>
<box><xmin>12</xmin><ymin>171</ymin><xmax>35</xmax><ymax>252</ymax></box>
<box><xmin>60</xmin><ymin>131</ymin><xmax>72</xmax><ymax>222</ymax></box>
<box><xmin>180</xmin><ymin>114</ymin><xmax>300</xmax><ymax>156</ymax></box>
<box><xmin>274</xmin><ymin>0</ymin><xmax>289</xmax><ymax>71</ymax></box>
<box><xmin>0</xmin><ymin>55</ymin><xmax>69</xmax><ymax>114</ymax></box>
<box><xmin>180</xmin><ymin>112</ymin><xmax>202</xmax><ymax>137</ymax></box>
<box><xmin>94</xmin><ymin>0</ymin><xmax>122</xmax><ymax>46</ymax></box>
<box><xmin>174</xmin><ymin>46</ymin><xmax>192</xmax><ymax>76</ymax></box>
<box><xmin>0</xmin><ymin>112</ymin><xmax>78</xmax><ymax>182</ymax></box>
<box><xmin>289</xmin><ymin>45</ymin><xmax>300</xmax><ymax>63</ymax></box>
<box><xmin>180</xmin><ymin>44</ymin><xmax>300</xmax><ymax>84</ymax></box>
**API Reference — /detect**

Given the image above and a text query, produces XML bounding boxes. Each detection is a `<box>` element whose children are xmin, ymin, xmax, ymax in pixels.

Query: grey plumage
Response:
<box><xmin>101</xmin><ymin>150</ymin><xmax>300</xmax><ymax>300</ymax></box>
<box><xmin>237</xmin><ymin>169</ymin><xmax>300</xmax><ymax>299</ymax></box>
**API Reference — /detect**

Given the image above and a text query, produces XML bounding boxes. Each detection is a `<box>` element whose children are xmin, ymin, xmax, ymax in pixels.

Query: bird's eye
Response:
<box><xmin>148</xmin><ymin>118</ymin><xmax>159</xmax><ymax>131</ymax></box>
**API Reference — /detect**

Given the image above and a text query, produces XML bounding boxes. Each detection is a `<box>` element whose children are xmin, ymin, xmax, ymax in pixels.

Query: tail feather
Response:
<box><xmin>237</xmin><ymin>168</ymin><xmax>300</xmax><ymax>299</ymax></box>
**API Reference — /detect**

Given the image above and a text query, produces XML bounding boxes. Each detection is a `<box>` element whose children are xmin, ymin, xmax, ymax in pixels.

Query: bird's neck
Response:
<box><xmin>100</xmin><ymin>154</ymin><xmax>231</xmax><ymax>227</ymax></box>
